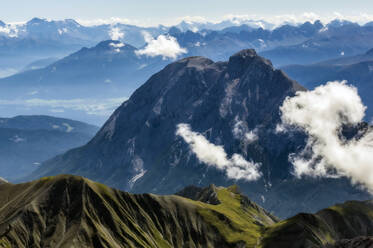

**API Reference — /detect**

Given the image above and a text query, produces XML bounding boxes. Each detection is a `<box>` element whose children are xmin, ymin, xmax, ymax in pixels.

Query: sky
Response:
<box><xmin>2</xmin><ymin>0</ymin><xmax>373</xmax><ymax>26</ymax></box>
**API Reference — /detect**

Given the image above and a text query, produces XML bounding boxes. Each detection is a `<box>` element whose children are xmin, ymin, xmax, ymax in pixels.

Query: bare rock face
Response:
<box><xmin>28</xmin><ymin>49</ymin><xmax>370</xmax><ymax>218</ymax></box>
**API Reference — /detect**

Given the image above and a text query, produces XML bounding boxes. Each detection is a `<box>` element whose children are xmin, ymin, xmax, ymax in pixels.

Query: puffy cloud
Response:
<box><xmin>109</xmin><ymin>26</ymin><xmax>124</xmax><ymax>40</ymax></box>
<box><xmin>136</xmin><ymin>32</ymin><xmax>187</xmax><ymax>60</ymax></box>
<box><xmin>279</xmin><ymin>81</ymin><xmax>373</xmax><ymax>191</ymax></box>
<box><xmin>176</xmin><ymin>123</ymin><xmax>261</xmax><ymax>181</ymax></box>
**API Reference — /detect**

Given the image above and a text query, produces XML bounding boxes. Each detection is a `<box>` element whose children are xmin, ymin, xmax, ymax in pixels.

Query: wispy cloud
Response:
<box><xmin>109</xmin><ymin>26</ymin><xmax>124</xmax><ymax>40</ymax></box>
<box><xmin>233</xmin><ymin>119</ymin><xmax>259</xmax><ymax>143</ymax></box>
<box><xmin>176</xmin><ymin>123</ymin><xmax>261</xmax><ymax>181</ymax></box>
<box><xmin>280</xmin><ymin>81</ymin><xmax>373</xmax><ymax>192</ymax></box>
<box><xmin>135</xmin><ymin>32</ymin><xmax>187</xmax><ymax>59</ymax></box>
<box><xmin>76</xmin><ymin>17</ymin><xmax>145</xmax><ymax>27</ymax></box>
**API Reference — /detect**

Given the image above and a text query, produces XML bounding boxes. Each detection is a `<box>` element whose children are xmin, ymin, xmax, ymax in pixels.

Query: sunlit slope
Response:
<box><xmin>0</xmin><ymin>175</ymin><xmax>277</xmax><ymax>248</ymax></box>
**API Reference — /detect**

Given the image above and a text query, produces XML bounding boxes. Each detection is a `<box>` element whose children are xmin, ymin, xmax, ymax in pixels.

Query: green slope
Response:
<box><xmin>0</xmin><ymin>175</ymin><xmax>277</xmax><ymax>248</ymax></box>
<box><xmin>260</xmin><ymin>200</ymin><xmax>373</xmax><ymax>248</ymax></box>
<box><xmin>1</xmin><ymin>175</ymin><xmax>372</xmax><ymax>248</ymax></box>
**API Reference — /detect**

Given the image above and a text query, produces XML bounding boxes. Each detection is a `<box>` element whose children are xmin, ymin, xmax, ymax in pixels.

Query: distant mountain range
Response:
<box><xmin>282</xmin><ymin>48</ymin><xmax>373</xmax><ymax>120</ymax></box>
<box><xmin>0</xmin><ymin>18</ymin><xmax>167</xmax><ymax>77</ymax></box>
<box><xmin>0</xmin><ymin>40</ymin><xmax>169</xmax><ymax>124</ymax></box>
<box><xmin>3</xmin><ymin>18</ymin><xmax>373</xmax><ymax>124</ymax></box>
<box><xmin>0</xmin><ymin>115</ymin><xmax>98</xmax><ymax>180</ymax></box>
<box><xmin>0</xmin><ymin>40</ymin><xmax>166</xmax><ymax>99</ymax></box>
<box><xmin>26</xmin><ymin>49</ymin><xmax>370</xmax><ymax>218</ymax></box>
<box><xmin>0</xmin><ymin>175</ymin><xmax>372</xmax><ymax>247</ymax></box>
<box><xmin>2</xmin><ymin>17</ymin><xmax>373</xmax><ymax>78</ymax></box>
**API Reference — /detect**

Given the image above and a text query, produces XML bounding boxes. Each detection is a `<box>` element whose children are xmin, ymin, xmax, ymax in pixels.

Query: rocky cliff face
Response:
<box><xmin>28</xmin><ymin>49</ymin><xmax>370</xmax><ymax>218</ymax></box>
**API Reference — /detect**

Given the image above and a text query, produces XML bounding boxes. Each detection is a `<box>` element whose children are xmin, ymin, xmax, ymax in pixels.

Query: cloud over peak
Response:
<box><xmin>136</xmin><ymin>32</ymin><xmax>187</xmax><ymax>60</ymax></box>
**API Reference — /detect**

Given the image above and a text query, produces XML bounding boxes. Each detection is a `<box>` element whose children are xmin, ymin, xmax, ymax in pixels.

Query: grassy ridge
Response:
<box><xmin>0</xmin><ymin>175</ymin><xmax>372</xmax><ymax>248</ymax></box>
<box><xmin>0</xmin><ymin>175</ymin><xmax>276</xmax><ymax>248</ymax></box>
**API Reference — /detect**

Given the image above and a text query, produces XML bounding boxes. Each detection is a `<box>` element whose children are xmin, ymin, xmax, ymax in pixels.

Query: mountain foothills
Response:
<box><xmin>0</xmin><ymin>115</ymin><xmax>98</xmax><ymax>180</ymax></box>
<box><xmin>0</xmin><ymin>175</ymin><xmax>372</xmax><ymax>248</ymax></box>
<box><xmin>27</xmin><ymin>49</ymin><xmax>371</xmax><ymax>218</ymax></box>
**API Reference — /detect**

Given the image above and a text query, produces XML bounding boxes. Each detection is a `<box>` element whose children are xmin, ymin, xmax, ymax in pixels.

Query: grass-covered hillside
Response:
<box><xmin>0</xmin><ymin>175</ymin><xmax>277</xmax><ymax>248</ymax></box>
<box><xmin>0</xmin><ymin>175</ymin><xmax>372</xmax><ymax>248</ymax></box>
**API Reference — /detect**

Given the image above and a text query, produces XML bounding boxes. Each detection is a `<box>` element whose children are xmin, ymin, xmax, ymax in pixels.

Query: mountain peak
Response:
<box><xmin>176</xmin><ymin>56</ymin><xmax>215</xmax><ymax>68</ymax></box>
<box><xmin>228</xmin><ymin>49</ymin><xmax>273</xmax><ymax>78</ymax></box>
<box><xmin>31</xmin><ymin>49</ymin><xmax>304</xmax><ymax>202</ymax></box>
<box><xmin>327</xmin><ymin>19</ymin><xmax>358</xmax><ymax>28</ymax></box>
<box><xmin>27</xmin><ymin>17</ymin><xmax>49</xmax><ymax>25</ymax></box>
<box><xmin>176</xmin><ymin>184</ymin><xmax>221</xmax><ymax>205</ymax></box>
<box><xmin>62</xmin><ymin>18</ymin><xmax>80</xmax><ymax>26</ymax></box>
<box><xmin>95</xmin><ymin>40</ymin><xmax>135</xmax><ymax>50</ymax></box>
<box><xmin>0</xmin><ymin>20</ymin><xmax>5</xmax><ymax>27</ymax></box>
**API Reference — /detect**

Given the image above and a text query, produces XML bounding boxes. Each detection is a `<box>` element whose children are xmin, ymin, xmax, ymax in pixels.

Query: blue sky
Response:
<box><xmin>2</xmin><ymin>0</ymin><xmax>373</xmax><ymax>25</ymax></box>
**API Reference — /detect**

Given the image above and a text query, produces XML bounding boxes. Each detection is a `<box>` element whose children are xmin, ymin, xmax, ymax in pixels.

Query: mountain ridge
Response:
<box><xmin>0</xmin><ymin>175</ymin><xmax>373</xmax><ymax>247</ymax></box>
<box><xmin>0</xmin><ymin>174</ymin><xmax>277</xmax><ymax>248</ymax></box>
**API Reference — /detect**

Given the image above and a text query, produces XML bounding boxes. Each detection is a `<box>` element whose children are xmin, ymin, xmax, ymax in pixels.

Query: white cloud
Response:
<box><xmin>109</xmin><ymin>26</ymin><xmax>124</xmax><ymax>40</ymax></box>
<box><xmin>176</xmin><ymin>123</ymin><xmax>261</xmax><ymax>181</ymax></box>
<box><xmin>136</xmin><ymin>32</ymin><xmax>187</xmax><ymax>60</ymax></box>
<box><xmin>0</xmin><ymin>97</ymin><xmax>127</xmax><ymax>116</ymax></box>
<box><xmin>245</xmin><ymin>130</ymin><xmax>259</xmax><ymax>143</ymax></box>
<box><xmin>279</xmin><ymin>81</ymin><xmax>373</xmax><ymax>192</ymax></box>
<box><xmin>109</xmin><ymin>42</ymin><xmax>125</xmax><ymax>48</ymax></box>
<box><xmin>0</xmin><ymin>24</ymin><xmax>19</xmax><ymax>37</ymax></box>
<box><xmin>233</xmin><ymin>119</ymin><xmax>258</xmax><ymax>143</ymax></box>
<box><xmin>9</xmin><ymin>135</ymin><xmax>25</xmax><ymax>143</ymax></box>
<box><xmin>62</xmin><ymin>123</ymin><xmax>74</xmax><ymax>133</ymax></box>
<box><xmin>77</xmin><ymin>17</ymin><xmax>143</xmax><ymax>27</ymax></box>
<box><xmin>177</xmin><ymin>16</ymin><xmax>208</xmax><ymax>24</ymax></box>
<box><xmin>109</xmin><ymin>42</ymin><xmax>125</xmax><ymax>53</ymax></box>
